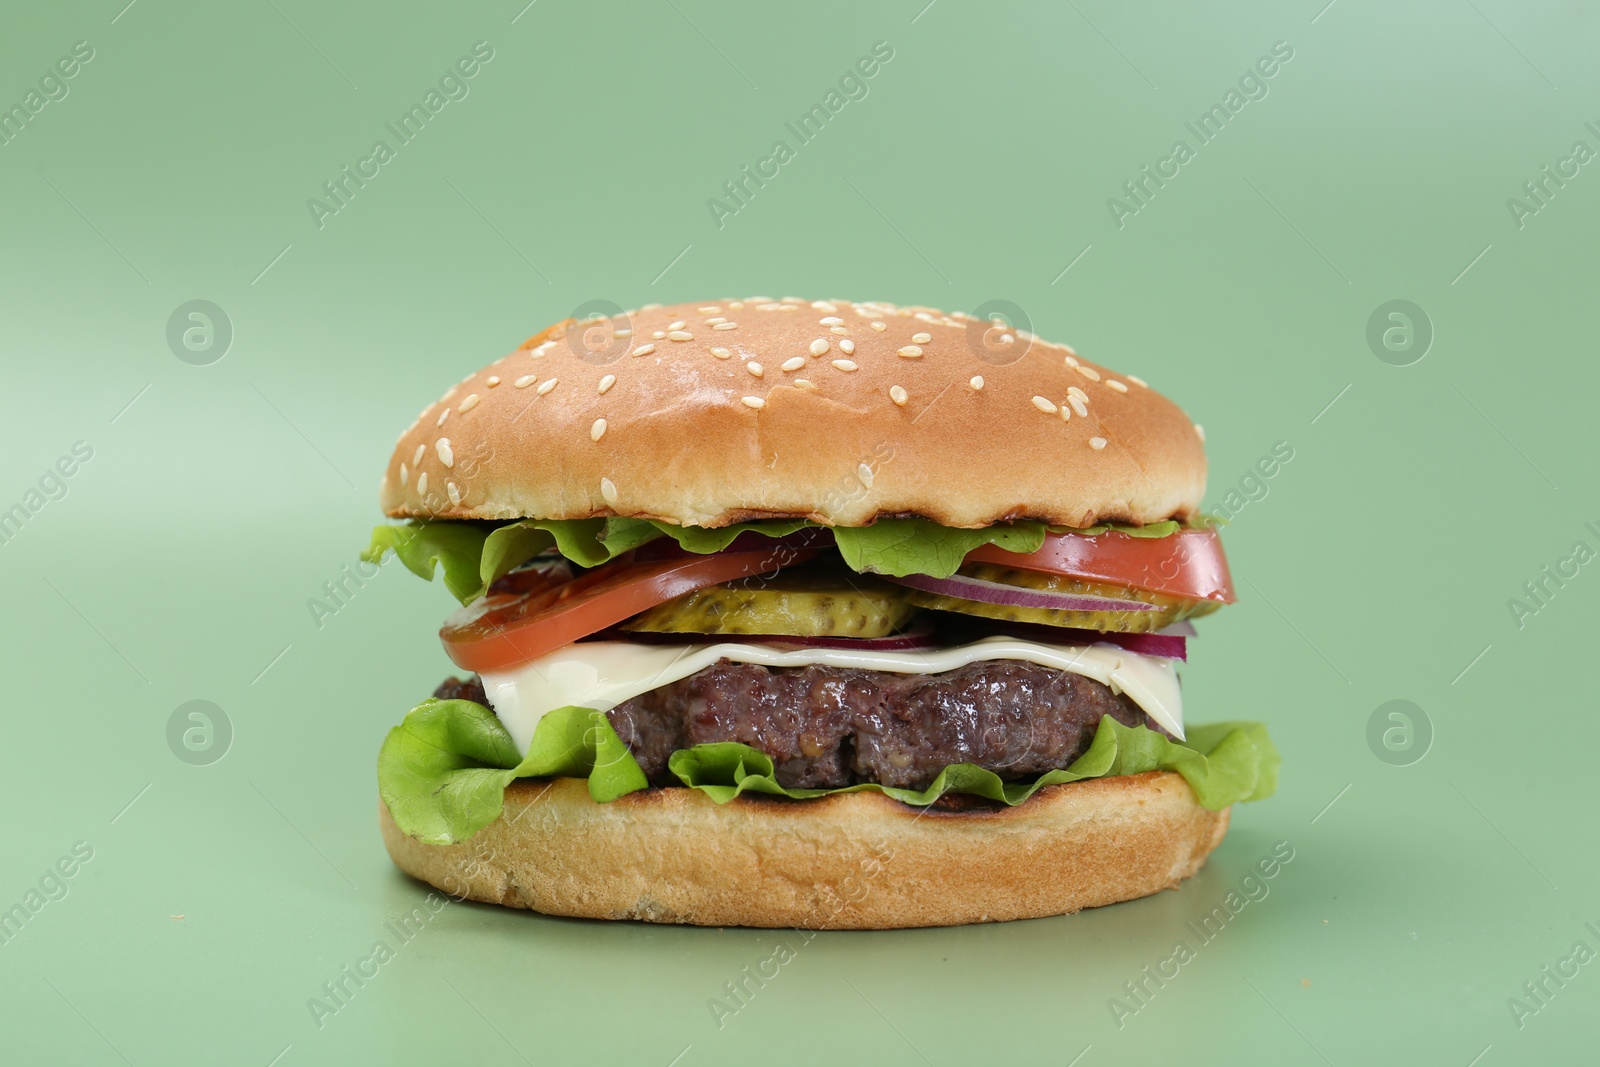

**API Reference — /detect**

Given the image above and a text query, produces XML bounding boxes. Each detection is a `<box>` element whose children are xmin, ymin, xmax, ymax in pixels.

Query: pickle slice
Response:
<box><xmin>898</xmin><ymin>563</ymin><xmax>1220</xmax><ymax>634</ymax></box>
<box><xmin>621</xmin><ymin>568</ymin><xmax>917</xmax><ymax>638</ymax></box>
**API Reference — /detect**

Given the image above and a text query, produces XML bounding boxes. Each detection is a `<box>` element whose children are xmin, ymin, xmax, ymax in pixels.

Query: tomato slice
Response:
<box><xmin>964</xmin><ymin>528</ymin><xmax>1235</xmax><ymax>603</ymax></box>
<box><xmin>440</xmin><ymin>546</ymin><xmax>820</xmax><ymax>673</ymax></box>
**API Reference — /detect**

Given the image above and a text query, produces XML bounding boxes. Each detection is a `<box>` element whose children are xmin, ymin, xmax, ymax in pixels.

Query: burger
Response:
<box><xmin>366</xmin><ymin>297</ymin><xmax>1278</xmax><ymax>929</ymax></box>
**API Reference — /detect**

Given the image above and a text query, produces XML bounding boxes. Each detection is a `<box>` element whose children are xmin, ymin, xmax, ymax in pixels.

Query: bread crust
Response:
<box><xmin>378</xmin><ymin>299</ymin><xmax>1208</xmax><ymax>529</ymax></box>
<box><xmin>379</xmin><ymin>772</ymin><xmax>1230</xmax><ymax>928</ymax></box>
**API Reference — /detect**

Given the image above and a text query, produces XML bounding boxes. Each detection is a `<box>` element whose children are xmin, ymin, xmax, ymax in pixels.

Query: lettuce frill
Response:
<box><xmin>378</xmin><ymin>698</ymin><xmax>1278</xmax><ymax>845</ymax></box>
<box><xmin>363</xmin><ymin>516</ymin><xmax>1212</xmax><ymax>605</ymax></box>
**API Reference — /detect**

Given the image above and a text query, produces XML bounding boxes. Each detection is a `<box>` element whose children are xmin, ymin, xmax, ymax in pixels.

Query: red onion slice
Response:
<box><xmin>738</xmin><ymin>629</ymin><xmax>940</xmax><ymax>652</ymax></box>
<box><xmin>882</xmin><ymin>571</ymin><xmax>1158</xmax><ymax>612</ymax></box>
<box><xmin>1094</xmin><ymin>630</ymin><xmax>1187</xmax><ymax>660</ymax></box>
<box><xmin>942</xmin><ymin>618</ymin><xmax>1188</xmax><ymax>659</ymax></box>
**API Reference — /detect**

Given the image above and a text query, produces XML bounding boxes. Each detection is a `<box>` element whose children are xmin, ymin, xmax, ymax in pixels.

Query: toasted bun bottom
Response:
<box><xmin>379</xmin><ymin>772</ymin><xmax>1229</xmax><ymax>929</ymax></box>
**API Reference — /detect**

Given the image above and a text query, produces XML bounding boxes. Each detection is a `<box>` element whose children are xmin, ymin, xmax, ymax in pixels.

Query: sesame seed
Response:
<box><xmin>999</xmin><ymin>334</ymin><xmax>1015</xmax><ymax>345</ymax></box>
<box><xmin>668</xmin><ymin>330</ymin><xmax>694</xmax><ymax>342</ymax></box>
<box><xmin>810</xmin><ymin>338</ymin><xmax>830</xmax><ymax>356</ymax></box>
<box><xmin>969</xmin><ymin>376</ymin><xmax>984</xmax><ymax>390</ymax></box>
<box><xmin>811</xmin><ymin>301</ymin><xmax>838</xmax><ymax>312</ymax></box>
<box><xmin>436</xmin><ymin>439</ymin><xmax>454</xmax><ymax>467</ymax></box>
<box><xmin>742</xmin><ymin>395</ymin><xmax>766</xmax><ymax>409</ymax></box>
<box><xmin>1060</xmin><ymin>406</ymin><xmax>1071</xmax><ymax>422</ymax></box>
<box><xmin>1090</xmin><ymin>437</ymin><xmax>1108</xmax><ymax>450</ymax></box>
<box><xmin>710</xmin><ymin>347</ymin><xmax>732</xmax><ymax>359</ymax></box>
<box><xmin>416</xmin><ymin>472</ymin><xmax>429</xmax><ymax>495</ymax></box>
<box><xmin>1070</xmin><ymin>397</ymin><xmax>1088</xmax><ymax>417</ymax></box>
<box><xmin>436</xmin><ymin>409</ymin><xmax>449</xmax><ymax>427</ymax></box>
<box><xmin>747</xmin><ymin>362</ymin><xmax>764</xmax><ymax>377</ymax></box>
<box><xmin>514</xmin><ymin>375</ymin><xmax>536</xmax><ymax>388</ymax></box>
<box><xmin>1075</xmin><ymin>364</ymin><xmax>1101</xmax><ymax>381</ymax></box>
<box><xmin>632</xmin><ymin>344</ymin><xmax>656</xmax><ymax>357</ymax></box>
<box><xmin>1067</xmin><ymin>386</ymin><xmax>1087</xmax><ymax>402</ymax></box>
<box><xmin>820</xmin><ymin>316</ymin><xmax>844</xmax><ymax>326</ymax></box>
<box><xmin>399</xmin><ymin>462</ymin><xmax>409</xmax><ymax>487</ymax></box>
<box><xmin>1062</xmin><ymin>343</ymin><xmax>1077</xmax><ymax>356</ymax></box>
<box><xmin>598</xmin><ymin>374</ymin><xmax>616</xmax><ymax>394</ymax></box>
<box><xmin>1194</xmin><ymin>424</ymin><xmax>1206</xmax><ymax>441</ymax></box>
<box><xmin>667</xmin><ymin>320</ymin><xmax>686</xmax><ymax>331</ymax></box>
<box><xmin>705</xmin><ymin>317</ymin><xmax>728</xmax><ymax>325</ymax></box>
<box><xmin>857</xmin><ymin>463</ymin><xmax>874</xmax><ymax>488</ymax></box>
<box><xmin>1031</xmin><ymin>396</ymin><xmax>1058</xmax><ymax>414</ymax></box>
<box><xmin>534</xmin><ymin>342</ymin><xmax>556</xmax><ymax>355</ymax></box>
<box><xmin>412</xmin><ymin>444</ymin><xmax>426</xmax><ymax>465</ymax></box>
<box><xmin>640</xmin><ymin>303</ymin><xmax>663</xmax><ymax>311</ymax></box>
<box><xmin>447</xmin><ymin>481</ymin><xmax>461</xmax><ymax>505</ymax></box>
<box><xmin>870</xmin><ymin>321</ymin><xmax>887</xmax><ymax>332</ymax></box>
<box><xmin>781</xmin><ymin>356</ymin><xmax>806</xmax><ymax>372</ymax></box>
<box><xmin>898</xmin><ymin>345</ymin><xmax>923</xmax><ymax>358</ymax></box>
<box><xmin>830</xmin><ymin>326</ymin><xmax>848</xmax><ymax>336</ymax></box>
<box><xmin>1064</xmin><ymin>355</ymin><xmax>1079</xmax><ymax>368</ymax></box>
<box><xmin>890</xmin><ymin>385</ymin><xmax>908</xmax><ymax>406</ymax></box>
<box><xmin>713</xmin><ymin>322</ymin><xmax>739</xmax><ymax>331</ymax></box>
<box><xmin>1127</xmin><ymin>374</ymin><xmax>1148</xmax><ymax>388</ymax></box>
<box><xmin>729</xmin><ymin>301</ymin><xmax>745</xmax><ymax>310</ymax></box>
<box><xmin>613</xmin><ymin>329</ymin><xmax>632</xmax><ymax>338</ymax></box>
<box><xmin>486</xmin><ymin>376</ymin><xmax>501</xmax><ymax>387</ymax></box>
<box><xmin>591</xmin><ymin>418</ymin><xmax>607</xmax><ymax>441</ymax></box>
<box><xmin>537</xmin><ymin>378</ymin><xmax>558</xmax><ymax>395</ymax></box>
<box><xmin>600</xmin><ymin>477</ymin><xmax>618</xmax><ymax>504</ymax></box>
<box><xmin>528</xmin><ymin>347</ymin><xmax>546</xmax><ymax>359</ymax></box>
<box><xmin>831</xmin><ymin>359</ymin><xmax>858</xmax><ymax>372</ymax></box>
<box><xmin>652</xmin><ymin>330</ymin><xmax>666</xmax><ymax>340</ymax></box>
<box><xmin>839</xmin><ymin>339</ymin><xmax>855</xmax><ymax>355</ymax></box>
<box><xmin>458</xmin><ymin>393</ymin><xmax>480</xmax><ymax>413</ymax></box>
<box><xmin>794</xmin><ymin>378</ymin><xmax>816</xmax><ymax>390</ymax></box>
<box><xmin>912</xmin><ymin>332</ymin><xmax>932</xmax><ymax>344</ymax></box>
<box><xmin>1108</xmin><ymin>380</ymin><xmax>1129</xmax><ymax>393</ymax></box>
<box><xmin>698</xmin><ymin>306</ymin><xmax>720</xmax><ymax>313</ymax></box>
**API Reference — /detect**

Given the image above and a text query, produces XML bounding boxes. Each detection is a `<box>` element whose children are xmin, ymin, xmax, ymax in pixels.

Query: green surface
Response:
<box><xmin>2</xmin><ymin>0</ymin><xmax>1597</xmax><ymax>1063</ymax></box>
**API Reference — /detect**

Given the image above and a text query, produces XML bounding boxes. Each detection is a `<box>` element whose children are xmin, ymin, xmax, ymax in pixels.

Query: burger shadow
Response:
<box><xmin>1011</xmin><ymin>820</ymin><xmax>1454</xmax><ymax>961</ymax></box>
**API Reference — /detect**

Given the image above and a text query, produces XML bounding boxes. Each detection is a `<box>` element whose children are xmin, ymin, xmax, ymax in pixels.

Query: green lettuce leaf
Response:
<box><xmin>379</xmin><ymin>698</ymin><xmax>1279</xmax><ymax>845</ymax></box>
<box><xmin>651</xmin><ymin>519</ymin><xmax>815</xmax><ymax>554</ymax></box>
<box><xmin>378</xmin><ymin>700</ymin><xmax>648</xmax><ymax>845</ymax></box>
<box><xmin>668</xmin><ymin>717</ymin><xmax>1278</xmax><ymax>808</ymax></box>
<box><xmin>1047</xmin><ymin>514</ymin><xmax>1226</xmax><ymax>538</ymax></box>
<box><xmin>363</xmin><ymin>512</ymin><xmax>1214</xmax><ymax>604</ymax></box>
<box><xmin>831</xmin><ymin>518</ymin><xmax>1048</xmax><ymax>577</ymax></box>
<box><xmin>362</xmin><ymin>522</ymin><xmax>493</xmax><ymax>603</ymax></box>
<box><xmin>1052</xmin><ymin>519</ymin><xmax>1180</xmax><ymax>538</ymax></box>
<box><xmin>479</xmin><ymin>517</ymin><xmax>662</xmax><ymax>580</ymax></box>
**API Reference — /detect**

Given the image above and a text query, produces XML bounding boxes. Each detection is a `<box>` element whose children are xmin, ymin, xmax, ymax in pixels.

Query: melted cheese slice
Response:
<box><xmin>480</xmin><ymin>636</ymin><xmax>1184</xmax><ymax>757</ymax></box>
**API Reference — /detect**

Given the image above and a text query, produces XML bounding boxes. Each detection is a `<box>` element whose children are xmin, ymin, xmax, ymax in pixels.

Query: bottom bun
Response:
<box><xmin>379</xmin><ymin>772</ymin><xmax>1230</xmax><ymax>929</ymax></box>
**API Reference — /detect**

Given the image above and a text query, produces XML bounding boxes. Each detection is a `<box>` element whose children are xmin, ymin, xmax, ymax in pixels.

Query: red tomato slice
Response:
<box><xmin>440</xmin><ymin>546</ymin><xmax>820</xmax><ymax>673</ymax></box>
<box><xmin>964</xmin><ymin>528</ymin><xmax>1235</xmax><ymax>603</ymax></box>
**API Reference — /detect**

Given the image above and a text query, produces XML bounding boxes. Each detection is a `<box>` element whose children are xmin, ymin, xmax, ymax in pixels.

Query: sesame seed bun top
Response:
<box><xmin>379</xmin><ymin>297</ymin><xmax>1208</xmax><ymax>529</ymax></box>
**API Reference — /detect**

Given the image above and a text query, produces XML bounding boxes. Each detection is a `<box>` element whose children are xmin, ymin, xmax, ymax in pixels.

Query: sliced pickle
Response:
<box><xmin>899</xmin><ymin>563</ymin><xmax>1221</xmax><ymax>634</ymax></box>
<box><xmin>622</xmin><ymin>568</ymin><xmax>918</xmax><ymax>638</ymax></box>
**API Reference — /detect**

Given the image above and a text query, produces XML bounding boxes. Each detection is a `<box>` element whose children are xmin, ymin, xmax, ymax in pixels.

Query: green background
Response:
<box><xmin>3</xmin><ymin>0</ymin><xmax>1596</xmax><ymax>1063</ymax></box>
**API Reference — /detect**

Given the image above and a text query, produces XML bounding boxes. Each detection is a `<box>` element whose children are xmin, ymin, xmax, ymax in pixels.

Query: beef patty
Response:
<box><xmin>434</xmin><ymin>657</ymin><xmax>1156</xmax><ymax>791</ymax></box>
